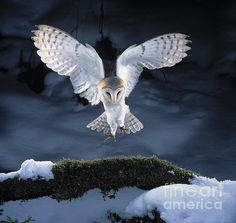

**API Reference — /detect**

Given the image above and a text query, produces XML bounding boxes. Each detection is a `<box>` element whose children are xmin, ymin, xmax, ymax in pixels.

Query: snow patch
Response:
<box><xmin>167</xmin><ymin>170</ymin><xmax>175</xmax><ymax>175</ymax></box>
<box><xmin>126</xmin><ymin>176</ymin><xmax>236</xmax><ymax>223</ymax></box>
<box><xmin>0</xmin><ymin>159</ymin><xmax>54</xmax><ymax>181</ymax></box>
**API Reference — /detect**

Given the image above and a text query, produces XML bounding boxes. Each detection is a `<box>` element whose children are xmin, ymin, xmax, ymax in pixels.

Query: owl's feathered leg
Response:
<box><xmin>104</xmin><ymin>133</ymin><xmax>116</xmax><ymax>142</ymax></box>
<box><xmin>87</xmin><ymin>113</ymin><xmax>118</xmax><ymax>141</ymax></box>
<box><xmin>104</xmin><ymin>121</ymin><xmax>118</xmax><ymax>141</ymax></box>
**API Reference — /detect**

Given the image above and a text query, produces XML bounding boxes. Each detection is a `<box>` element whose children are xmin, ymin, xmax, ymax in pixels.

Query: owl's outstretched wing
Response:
<box><xmin>116</xmin><ymin>33</ymin><xmax>191</xmax><ymax>97</ymax></box>
<box><xmin>32</xmin><ymin>25</ymin><xmax>104</xmax><ymax>105</ymax></box>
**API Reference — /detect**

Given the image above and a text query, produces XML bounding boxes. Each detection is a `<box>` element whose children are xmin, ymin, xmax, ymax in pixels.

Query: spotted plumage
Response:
<box><xmin>32</xmin><ymin>25</ymin><xmax>191</xmax><ymax>140</ymax></box>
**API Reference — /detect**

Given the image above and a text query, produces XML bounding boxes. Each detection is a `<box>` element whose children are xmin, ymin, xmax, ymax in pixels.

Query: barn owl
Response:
<box><xmin>32</xmin><ymin>25</ymin><xmax>191</xmax><ymax>140</ymax></box>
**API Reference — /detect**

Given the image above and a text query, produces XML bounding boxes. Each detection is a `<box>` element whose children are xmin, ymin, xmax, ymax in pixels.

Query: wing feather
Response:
<box><xmin>32</xmin><ymin>25</ymin><xmax>104</xmax><ymax>105</ymax></box>
<box><xmin>116</xmin><ymin>33</ymin><xmax>191</xmax><ymax>96</ymax></box>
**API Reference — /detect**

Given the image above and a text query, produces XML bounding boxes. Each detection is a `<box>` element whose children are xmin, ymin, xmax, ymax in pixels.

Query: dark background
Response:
<box><xmin>0</xmin><ymin>0</ymin><xmax>236</xmax><ymax>180</ymax></box>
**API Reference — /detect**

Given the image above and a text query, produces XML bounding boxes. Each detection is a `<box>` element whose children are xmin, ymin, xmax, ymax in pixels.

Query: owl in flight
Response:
<box><xmin>32</xmin><ymin>25</ymin><xmax>191</xmax><ymax>140</ymax></box>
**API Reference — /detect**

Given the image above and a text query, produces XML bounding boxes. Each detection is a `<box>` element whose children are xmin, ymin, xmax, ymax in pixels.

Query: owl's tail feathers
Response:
<box><xmin>123</xmin><ymin>112</ymin><xmax>143</xmax><ymax>134</ymax></box>
<box><xmin>87</xmin><ymin>112</ymin><xmax>143</xmax><ymax>136</ymax></box>
<box><xmin>86</xmin><ymin>112</ymin><xmax>110</xmax><ymax>135</ymax></box>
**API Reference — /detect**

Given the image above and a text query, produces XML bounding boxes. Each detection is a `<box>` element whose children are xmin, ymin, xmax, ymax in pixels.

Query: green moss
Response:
<box><xmin>0</xmin><ymin>156</ymin><xmax>195</xmax><ymax>202</ymax></box>
<box><xmin>52</xmin><ymin>156</ymin><xmax>195</xmax><ymax>200</ymax></box>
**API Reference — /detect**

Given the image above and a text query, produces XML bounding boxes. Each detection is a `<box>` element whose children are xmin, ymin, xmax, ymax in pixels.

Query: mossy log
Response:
<box><xmin>0</xmin><ymin>156</ymin><xmax>194</xmax><ymax>202</ymax></box>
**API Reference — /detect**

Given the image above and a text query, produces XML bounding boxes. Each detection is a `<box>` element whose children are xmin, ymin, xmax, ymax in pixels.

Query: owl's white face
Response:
<box><xmin>102</xmin><ymin>87</ymin><xmax>125</xmax><ymax>105</ymax></box>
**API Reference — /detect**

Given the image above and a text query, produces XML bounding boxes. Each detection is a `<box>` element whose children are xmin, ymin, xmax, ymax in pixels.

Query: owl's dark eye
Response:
<box><xmin>117</xmin><ymin>91</ymin><xmax>121</xmax><ymax>96</ymax></box>
<box><xmin>106</xmin><ymin>91</ymin><xmax>111</xmax><ymax>98</ymax></box>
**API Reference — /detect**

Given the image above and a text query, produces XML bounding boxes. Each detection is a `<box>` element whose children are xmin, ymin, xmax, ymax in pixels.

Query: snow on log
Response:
<box><xmin>0</xmin><ymin>159</ymin><xmax>54</xmax><ymax>181</ymax></box>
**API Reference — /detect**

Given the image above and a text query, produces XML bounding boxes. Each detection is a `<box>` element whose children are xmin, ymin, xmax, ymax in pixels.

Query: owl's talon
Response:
<box><xmin>119</xmin><ymin>126</ymin><xmax>126</xmax><ymax>134</ymax></box>
<box><xmin>104</xmin><ymin>133</ymin><xmax>116</xmax><ymax>142</ymax></box>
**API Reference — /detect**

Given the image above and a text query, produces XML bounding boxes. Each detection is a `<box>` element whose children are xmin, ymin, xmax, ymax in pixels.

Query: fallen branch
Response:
<box><xmin>0</xmin><ymin>156</ymin><xmax>194</xmax><ymax>202</ymax></box>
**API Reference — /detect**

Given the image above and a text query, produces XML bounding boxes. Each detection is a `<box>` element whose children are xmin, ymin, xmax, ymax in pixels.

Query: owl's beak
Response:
<box><xmin>111</xmin><ymin>94</ymin><xmax>116</xmax><ymax>104</ymax></box>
